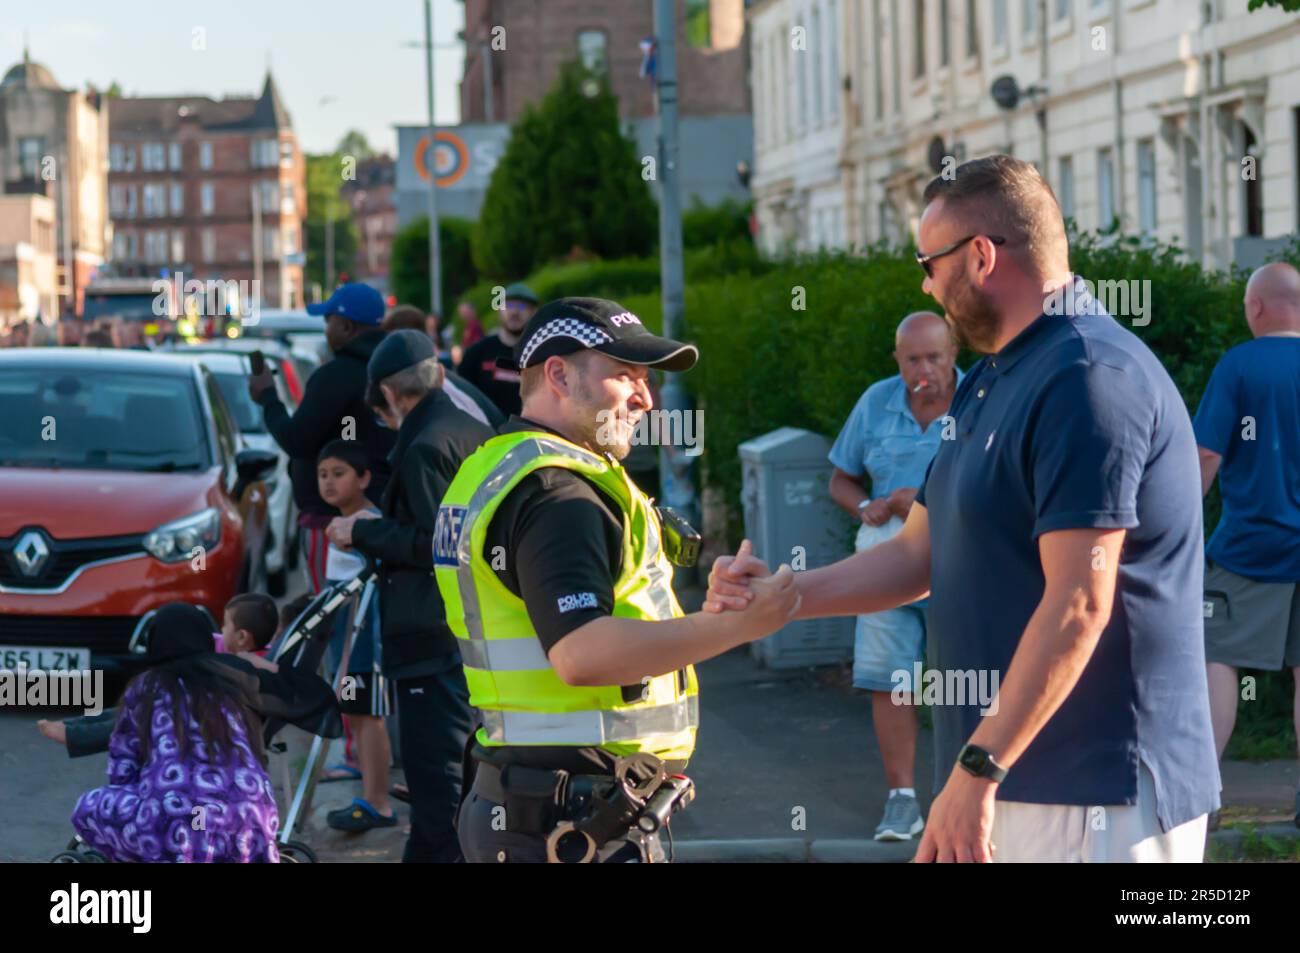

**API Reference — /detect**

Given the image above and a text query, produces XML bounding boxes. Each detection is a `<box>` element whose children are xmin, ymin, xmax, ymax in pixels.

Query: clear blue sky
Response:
<box><xmin>6</xmin><ymin>0</ymin><xmax>466</xmax><ymax>156</ymax></box>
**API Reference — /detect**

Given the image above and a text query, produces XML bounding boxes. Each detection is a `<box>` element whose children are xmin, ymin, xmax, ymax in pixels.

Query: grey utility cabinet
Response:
<box><xmin>738</xmin><ymin>427</ymin><xmax>855</xmax><ymax>668</ymax></box>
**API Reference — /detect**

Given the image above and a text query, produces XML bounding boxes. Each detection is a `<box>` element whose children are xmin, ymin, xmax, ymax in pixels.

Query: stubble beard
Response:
<box><xmin>943</xmin><ymin>278</ymin><xmax>1002</xmax><ymax>354</ymax></box>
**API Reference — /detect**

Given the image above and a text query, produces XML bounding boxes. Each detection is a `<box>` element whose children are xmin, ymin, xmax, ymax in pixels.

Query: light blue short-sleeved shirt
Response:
<box><xmin>828</xmin><ymin>370</ymin><xmax>962</xmax><ymax>497</ymax></box>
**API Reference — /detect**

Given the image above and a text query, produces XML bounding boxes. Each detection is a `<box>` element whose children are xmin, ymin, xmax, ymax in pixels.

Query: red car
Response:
<box><xmin>0</xmin><ymin>348</ymin><xmax>276</xmax><ymax>673</ymax></box>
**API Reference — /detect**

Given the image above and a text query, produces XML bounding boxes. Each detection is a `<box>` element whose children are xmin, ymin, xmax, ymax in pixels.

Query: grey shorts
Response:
<box><xmin>1203</xmin><ymin>561</ymin><xmax>1300</xmax><ymax>670</ymax></box>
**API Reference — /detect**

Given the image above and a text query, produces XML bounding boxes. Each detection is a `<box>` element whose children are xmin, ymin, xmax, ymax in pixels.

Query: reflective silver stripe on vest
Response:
<box><xmin>457</xmin><ymin>634</ymin><xmax>551</xmax><ymax>671</ymax></box>
<box><xmin>456</xmin><ymin>437</ymin><xmax>610</xmax><ymax>646</ymax></box>
<box><xmin>641</xmin><ymin>514</ymin><xmax>678</xmax><ymax>621</ymax></box>
<box><xmin>480</xmin><ymin>694</ymin><xmax>700</xmax><ymax>746</ymax></box>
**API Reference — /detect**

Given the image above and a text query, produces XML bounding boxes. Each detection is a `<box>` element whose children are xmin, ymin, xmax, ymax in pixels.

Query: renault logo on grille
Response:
<box><xmin>14</xmin><ymin>531</ymin><xmax>50</xmax><ymax>578</ymax></box>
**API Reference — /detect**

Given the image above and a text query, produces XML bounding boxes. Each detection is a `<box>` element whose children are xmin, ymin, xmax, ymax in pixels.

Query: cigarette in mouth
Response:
<box><xmin>912</xmin><ymin>379</ymin><xmax>928</xmax><ymax>393</ymax></box>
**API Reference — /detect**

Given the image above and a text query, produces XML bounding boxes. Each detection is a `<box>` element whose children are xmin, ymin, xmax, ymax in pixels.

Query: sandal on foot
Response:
<box><xmin>327</xmin><ymin>798</ymin><xmax>397</xmax><ymax>832</ymax></box>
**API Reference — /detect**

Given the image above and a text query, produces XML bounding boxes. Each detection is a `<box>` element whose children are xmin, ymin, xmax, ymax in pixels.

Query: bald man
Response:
<box><xmin>827</xmin><ymin>310</ymin><xmax>960</xmax><ymax>841</ymax></box>
<box><xmin>1194</xmin><ymin>262</ymin><xmax>1300</xmax><ymax>829</ymax></box>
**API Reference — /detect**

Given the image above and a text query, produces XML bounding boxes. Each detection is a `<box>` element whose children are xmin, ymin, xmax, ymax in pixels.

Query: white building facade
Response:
<box><xmin>749</xmin><ymin>0</ymin><xmax>849</xmax><ymax>253</ymax></box>
<box><xmin>752</xmin><ymin>0</ymin><xmax>1300</xmax><ymax>269</ymax></box>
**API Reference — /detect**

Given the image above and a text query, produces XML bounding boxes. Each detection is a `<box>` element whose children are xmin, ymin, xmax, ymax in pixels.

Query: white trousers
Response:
<box><xmin>990</xmin><ymin>763</ymin><xmax>1208</xmax><ymax>863</ymax></box>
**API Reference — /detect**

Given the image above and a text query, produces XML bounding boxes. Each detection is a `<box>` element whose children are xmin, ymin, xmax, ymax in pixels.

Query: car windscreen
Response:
<box><xmin>0</xmin><ymin>368</ymin><xmax>210</xmax><ymax>471</ymax></box>
<box><xmin>83</xmin><ymin>292</ymin><xmax>162</xmax><ymax>323</ymax></box>
<box><xmin>212</xmin><ymin>370</ymin><xmax>265</xmax><ymax>433</ymax></box>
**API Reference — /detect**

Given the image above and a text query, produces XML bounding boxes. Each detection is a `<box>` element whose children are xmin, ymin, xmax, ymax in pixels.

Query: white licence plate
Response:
<box><xmin>0</xmin><ymin>646</ymin><xmax>91</xmax><ymax>673</ymax></box>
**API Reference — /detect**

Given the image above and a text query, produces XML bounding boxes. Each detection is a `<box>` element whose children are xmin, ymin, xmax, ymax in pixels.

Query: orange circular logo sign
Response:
<box><xmin>414</xmin><ymin>131</ymin><xmax>469</xmax><ymax>187</ymax></box>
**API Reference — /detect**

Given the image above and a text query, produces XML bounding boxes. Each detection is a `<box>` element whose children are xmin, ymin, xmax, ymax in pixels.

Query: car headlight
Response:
<box><xmin>144</xmin><ymin>508</ymin><xmax>222</xmax><ymax>563</ymax></box>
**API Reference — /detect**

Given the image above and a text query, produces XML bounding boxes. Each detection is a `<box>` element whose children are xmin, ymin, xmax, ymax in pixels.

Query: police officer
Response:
<box><xmin>433</xmin><ymin>297</ymin><xmax>800</xmax><ymax>863</ymax></box>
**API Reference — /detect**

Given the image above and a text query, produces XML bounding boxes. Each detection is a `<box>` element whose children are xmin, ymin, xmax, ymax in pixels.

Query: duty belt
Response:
<box><xmin>471</xmin><ymin>754</ymin><xmax>695</xmax><ymax>863</ymax></box>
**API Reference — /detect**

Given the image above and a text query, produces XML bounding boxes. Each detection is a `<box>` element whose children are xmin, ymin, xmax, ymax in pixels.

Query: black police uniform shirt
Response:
<box><xmin>476</xmin><ymin>416</ymin><xmax>654</xmax><ymax>776</ymax></box>
<box><xmin>456</xmin><ymin>333</ymin><xmax>523</xmax><ymax>417</ymax></box>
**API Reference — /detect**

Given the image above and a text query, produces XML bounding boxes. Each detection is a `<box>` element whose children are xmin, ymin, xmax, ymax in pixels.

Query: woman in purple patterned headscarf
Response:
<box><xmin>71</xmin><ymin>604</ymin><xmax>280</xmax><ymax>862</ymax></box>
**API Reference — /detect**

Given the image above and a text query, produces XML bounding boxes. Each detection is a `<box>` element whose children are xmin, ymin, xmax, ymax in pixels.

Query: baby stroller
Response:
<box><xmin>51</xmin><ymin>570</ymin><xmax>377</xmax><ymax>864</ymax></box>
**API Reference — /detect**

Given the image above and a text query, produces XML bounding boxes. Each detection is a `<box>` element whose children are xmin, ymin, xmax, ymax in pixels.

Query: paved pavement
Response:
<box><xmin>3</xmin><ymin>564</ymin><xmax>1295</xmax><ymax>862</ymax></box>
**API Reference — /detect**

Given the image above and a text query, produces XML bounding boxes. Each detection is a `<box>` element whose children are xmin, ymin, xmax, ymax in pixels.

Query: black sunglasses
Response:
<box><xmin>916</xmin><ymin>234</ymin><xmax>1006</xmax><ymax>277</ymax></box>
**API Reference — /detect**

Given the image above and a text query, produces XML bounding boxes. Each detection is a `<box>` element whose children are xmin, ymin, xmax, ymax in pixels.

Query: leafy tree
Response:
<box><xmin>471</xmin><ymin>60</ymin><xmax>657</xmax><ymax>279</ymax></box>
<box><xmin>1249</xmin><ymin>0</ymin><xmax>1300</xmax><ymax>10</ymax></box>
<box><xmin>390</xmin><ymin>216</ymin><xmax>477</xmax><ymax>316</ymax></box>
<box><xmin>336</xmin><ymin>129</ymin><xmax>374</xmax><ymax>160</ymax></box>
<box><xmin>304</xmin><ymin>153</ymin><xmax>357</xmax><ymax>294</ymax></box>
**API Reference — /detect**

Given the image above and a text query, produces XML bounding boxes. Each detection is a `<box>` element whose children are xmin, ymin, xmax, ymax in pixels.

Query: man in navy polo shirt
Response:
<box><xmin>1194</xmin><ymin>262</ymin><xmax>1300</xmax><ymax>828</ymax></box>
<box><xmin>706</xmin><ymin>155</ymin><xmax>1219</xmax><ymax>862</ymax></box>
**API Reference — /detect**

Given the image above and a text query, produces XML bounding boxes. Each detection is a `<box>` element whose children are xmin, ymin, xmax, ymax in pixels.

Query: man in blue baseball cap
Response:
<box><xmin>250</xmin><ymin>283</ymin><xmax>395</xmax><ymax>593</ymax></box>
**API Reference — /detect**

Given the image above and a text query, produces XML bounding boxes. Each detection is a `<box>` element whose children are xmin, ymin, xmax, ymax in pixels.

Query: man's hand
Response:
<box><xmin>886</xmin><ymin>487</ymin><xmax>918</xmax><ymax>520</ymax></box>
<box><xmin>326</xmin><ymin>515</ymin><xmax>356</xmax><ymax>550</ymax></box>
<box><xmin>733</xmin><ymin>565</ymin><xmax>802</xmax><ymax>640</ymax></box>
<box><xmin>247</xmin><ymin>369</ymin><xmax>275</xmax><ymax>402</ymax></box>
<box><xmin>37</xmin><ymin>719</ymin><xmax>68</xmax><ymax>746</ymax></box>
<box><xmin>913</xmin><ymin>766</ymin><xmax>998</xmax><ymax>863</ymax></box>
<box><xmin>861</xmin><ymin>497</ymin><xmax>892</xmax><ymax>525</ymax></box>
<box><xmin>703</xmin><ymin>538</ymin><xmax>770</xmax><ymax>613</ymax></box>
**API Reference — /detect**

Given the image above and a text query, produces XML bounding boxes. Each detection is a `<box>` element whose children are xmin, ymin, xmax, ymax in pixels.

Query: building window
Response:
<box><xmin>577</xmin><ymin>30</ymin><xmax>607</xmax><ymax>73</ymax></box>
<box><xmin>251</xmin><ymin>180</ymin><xmax>278</xmax><ymax>213</ymax></box>
<box><xmin>263</xmin><ymin>228</ymin><xmax>280</xmax><ymax>258</ymax></box>
<box><xmin>250</xmin><ymin>139</ymin><xmax>277</xmax><ymax>168</ymax></box>
<box><xmin>18</xmin><ymin>137</ymin><xmax>44</xmax><ymax>178</ymax></box>
<box><xmin>966</xmin><ymin>0</ymin><xmax>979</xmax><ymax>57</ymax></box>
<box><xmin>1241</xmin><ymin>122</ymin><xmax>1263</xmax><ymax>237</ymax></box>
<box><xmin>1054</xmin><ymin>0</ymin><xmax>1073</xmax><ymax>20</ymax></box>
<box><xmin>142</xmin><ymin>142</ymin><xmax>166</xmax><ymax>172</ymax></box>
<box><xmin>110</xmin><ymin>185</ymin><xmax>126</xmax><ymax>217</ymax></box>
<box><xmin>171</xmin><ymin>230</ymin><xmax>185</xmax><ymax>262</ymax></box>
<box><xmin>280</xmin><ymin>140</ymin><xmax>294</xmax><ymax>168</ymax></box>
<box><xmin>201</xmin><ymin>183</ymin><xmax>214</xmax><ymax>216</ymax></box>
<box><xmin>913</xmin><ymin>0</ymin><xmax>926</xmax><ymax>78</ymax></box>
<box><xmin>126</xmin><ymin>186</ymin><xmax>137</xmax><ymax>218</ymax></box>
<box><xmin>993</xmin><ymin>0</ymin><xmax>1008</xmax><ymax>48</ymax></box>
<box><xmin>1022</xmin><ymin>0</ymin><xmax>1039</xmax><ymax>37</ymax></box>
<box><xmin>872</xmin><ymin>0</ymin><xmax>885</xmax><ymax>119</ymax></box>
<box><xmin>200</xmin><ymin>141</ymin><xmax>213</xmax><ymax>170</ymax></box>
<box><xmin>170</xmin><ymin>183</ymin><xmax>184</xmax><ymax>216</ymax></box>
<box><xmin>940</xmin><ymin>0</ymin><xmax>951</xmax><ymax>66</ymax></box>
<box><xmin>811</xmin><ymin>6</ymin><xmax>824</xmax><ymax>121</ymax></box>
<box><xmin>144</xmin><ymin>230</ymin><xmax>167</xmax><ymax>263</ymax></box>
<box><xmin>109</xmin><ymin>143</ymin><xmax>124</xmax><ymax>172</ymax></box>
<box><xmin>684</xmin><ymin>0</ymin><xmax>711</xmax><ymax>48</ymax></box>
<box><xmin>123</xmin><ymin>144</ymin><xmax>136</xmax><ymax>172</ymax></box>
<box><xmin>169</xmin><ymin>142</ymin><xmax>182</xmax><ymax>171</ymax></box>
<box><xmin>1137</xmin><ymin>139</ymin><xmax>1157</xmax><ymax>234</ymax></box>
<box><xmin>143</xmin><ymin>183</ymin><xmax>167</xmax><ymax>217</ymax></box>
<box><xmin>1097</xmin><ymin>147</ymin><xmax>1115</xmax><ymax>229</ymax></box>
<box><xmin>1057</xmin><ymin>155</ymin><xmax>1075</xmax><ymax>221</ymax></box>
<box><xmin>202</xmin><ymin>228</ymin><xmax>216</xmax><ymax>263</ymax></box>
<box><xmin>828</xmin><ymin>0</ymin><xmax>840</xmax><ymax>118</ymax></box>
<box><xmin>112</xmin><ymin>231</ymin><xmax>128</xmax><ymax>260</ymax></box>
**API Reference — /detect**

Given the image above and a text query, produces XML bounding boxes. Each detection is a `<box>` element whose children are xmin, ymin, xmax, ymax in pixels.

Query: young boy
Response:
<box><xmin>316</xmin><ymin>439</ymin><xmax>395</xmax><ymax>831</ymax></box>
<box><xmin>222</xmin><ymin>593</ymin><xmax>279</xmax><ymax>656</ymax></box>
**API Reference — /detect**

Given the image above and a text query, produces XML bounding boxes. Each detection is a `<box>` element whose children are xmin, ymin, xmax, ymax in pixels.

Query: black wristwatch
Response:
<box><xmin>956</xmin><ymin>743</ymin><xmax>1008</xmax><ymax>783</ymax></box>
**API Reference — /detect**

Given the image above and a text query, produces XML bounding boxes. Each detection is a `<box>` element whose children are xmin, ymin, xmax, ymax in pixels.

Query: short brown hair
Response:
<box><xmin>382</xmin><ymin>305</ymin><xmax>428</xmax><ymax>334</ymax></box>
<box><xmin>922</xmin><ymin>155</ymin><xmax>1066</xmax><ymax>273</ymax></box>
<box><xmin>225</xmin><ymin>592</ymin><xmax>279</xmax><ymax>649</ymax></box>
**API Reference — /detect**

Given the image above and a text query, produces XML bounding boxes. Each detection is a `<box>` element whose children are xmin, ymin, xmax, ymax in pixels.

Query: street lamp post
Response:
<box><xmin>423</xmin><ymin>0</ymin><xmax>442</xmax><ymax>318</ymax></box>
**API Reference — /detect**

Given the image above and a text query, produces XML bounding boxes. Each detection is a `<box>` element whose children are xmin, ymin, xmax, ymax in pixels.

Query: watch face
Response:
<box><xmin>960</xmin><ymin>745</ymin><xmax>988</xmax><ymax>773</ymax></box>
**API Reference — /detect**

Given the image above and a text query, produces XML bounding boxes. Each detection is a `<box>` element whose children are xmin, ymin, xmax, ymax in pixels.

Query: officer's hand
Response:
<box><xmin>737</xmin><ymin>564</ymin><xmax>802</xmax><ymax>639</ymax></box>
<box><xmin>703</xmin><ymin>538</ymin><xmax>770</xmax><ymax>613</ymax></box>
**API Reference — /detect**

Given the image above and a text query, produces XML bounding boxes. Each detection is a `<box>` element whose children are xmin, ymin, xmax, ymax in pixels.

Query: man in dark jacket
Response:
<box><xmin>249</xmin><ymin>283</ymin><xmax>396</xmax><ymax>590</ymax></box>
<box><xmin>327</xmin><ymin>329</ymin><xmax>494</xmax><ymax>862</ymax></box>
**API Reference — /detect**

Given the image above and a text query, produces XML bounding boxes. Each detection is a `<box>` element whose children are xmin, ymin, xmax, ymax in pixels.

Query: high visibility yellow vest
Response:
<box><xmin>433</xmin><ymin>430</ymin><xmax>698</xmax><ymax>763</ymax></box>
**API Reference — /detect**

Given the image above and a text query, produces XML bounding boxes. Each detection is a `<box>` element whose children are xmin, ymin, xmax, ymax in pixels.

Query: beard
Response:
<box><xmin>571</xmin><ymin>374</ymin><xmax>639</xmax><ymax>461</ymax></box>
<box><xmin>941</xmin><ymin>278</ymin><xmax>1002</xmax><ymax>353</ymax></box>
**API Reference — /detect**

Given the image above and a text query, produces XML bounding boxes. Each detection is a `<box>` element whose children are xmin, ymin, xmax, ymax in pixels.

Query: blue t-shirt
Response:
<box><xmin>828</xmin><ymin>370</ymin><xmax>962</xmax><ymax>497</ymax></box>
<box><xmin>1193</xmin><ymin>337</ymin><xmax>1300</xmax><ymax>582</ymax></box>
<box><xmin>916</xmin><ymin>278</ymin><xmax>1219</xmax><ymax>830</ymax></box>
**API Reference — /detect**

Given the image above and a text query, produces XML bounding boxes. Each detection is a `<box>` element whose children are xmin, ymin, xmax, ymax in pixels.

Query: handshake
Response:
<box><xmin>701</xmin><ymin>539</ymin><xmax>803</xmax><ymax>641</ymax></box>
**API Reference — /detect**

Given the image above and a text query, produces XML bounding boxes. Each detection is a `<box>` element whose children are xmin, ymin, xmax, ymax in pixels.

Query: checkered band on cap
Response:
<box><xmin>519</xmin><ymin>317</ymin><xmax>614</xmax><ymax>368</ymax></box>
